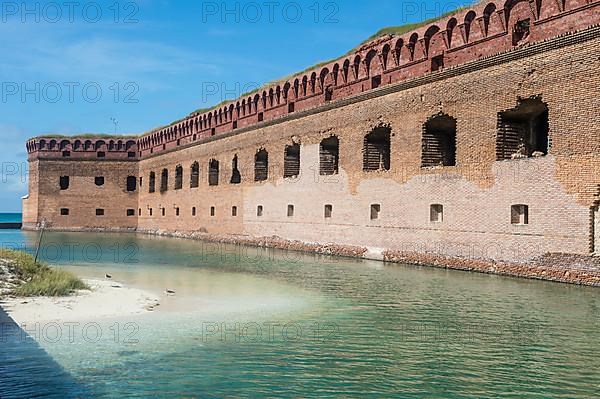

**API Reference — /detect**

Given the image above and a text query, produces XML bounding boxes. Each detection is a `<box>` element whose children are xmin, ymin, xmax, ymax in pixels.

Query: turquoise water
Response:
<box><xmin>0</xmin><ymin>213</ymin><xmax>22</xmax><ymax>223</ymax></box>
<box><xmin>1</xmin><ymin>230</ymin><xmax>600</xmax><ymax>398</ymax></box>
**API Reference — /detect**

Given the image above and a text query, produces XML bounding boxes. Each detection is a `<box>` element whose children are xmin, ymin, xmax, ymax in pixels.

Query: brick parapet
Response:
<box><xmin>25</xmin><ymin>0</ymin><xmax>600</xmax><ymax>161</ymax></box>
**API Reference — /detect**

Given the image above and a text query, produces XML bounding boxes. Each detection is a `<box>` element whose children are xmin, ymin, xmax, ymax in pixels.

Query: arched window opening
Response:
<box><xmin>512</xmin><ymin>18</ymin><xmax>531</xmax><ymax>46</ymax></box>
<box><xmin>160</xmin><ymin>168</ymin><xmax>169</xmax><ymax>192</ymax></box>
<box><xmin>363</xmin><ymin>126</ymin><xmax>391</xmax><ymax>171</ymax></box>
<box><xmin>422</xmin><ymin>114</ymin><xmax>457</xmax><ymax>167</ymax></box>
<box><xmin>149</xmin><ymin>172</ymin><xmax>156</xmax><ymax>193</ymax></box>
<box><xmin>408</xmin><ymin>33</ymin><xmax>419</xmax><ymax>60</ymax></box>
<box><xmin>496</xmin><ymin>97</ymin><xmax>549</xmax><ymax>160</ymax></box>
<box><xmin>423</xmin><ymin>25</ymin><xmax>440</xmax><ymax>55</ymax></box>
<box><xmin>332</xmin><ymin>64</ymin><xmax>340</xmax><ymax>86</ymax></box>
<box><xmin>320</xmin><ymin>136</ymin><xmax>339</xmax><ymax>175</ymax></box>
<box><xmin>446</xmin><ymin>18</ymin><xmax>457</xmax><ymax>47</ymax></box>
<box><xmin>394</xmin><ymin>39</ymin><xmax>404</xmax><ymax>65</ymax></box>
<box><xmin>342</xmin><ymin>60</ymin><xmax>350</xmax><ymax>83</ymax></box>
<box><xmin>174</xmin><ymin>165</ymin><xmax>183</xmax><ymax>190</ymax></box>
<box><xmin>381</xmin><ymin>45</ymin><xmax>390</xmax><ymax>70</ymax></box>
<box><xmin>254</xmin><ymin>149</ymin><xmax>269</xmax><ymax>182</ymax></box>
<box><xmin>126</xmin><ymin>176</ymin><xmax>137</xmax><ymax>192</ymax></box>
<box><xmin>59</xmin><ymin>176</ymin><xmax>69</xmax><ymax>190</ymax></box>
<box><xmin>209</xmin><ymin>159</ymin><xmax>219</xmax><ymax>186</ymax></box>
<box><xmin>190</xmin><ymin>162</ymin><xmax>200</xmax><ymax>188</ymax></box>
<box><xmin>284</xmin><ymin>143</ymin><xmax>300</xmax><ymax>178</ymax></box>
<box><xmin>483</xmin><ymin>4</ymin><xmax>497</xmax><ymax>36</ymax></box>
<box><xmin>302</xmin><ymin>77</ymin><xmax>308</xmax><ymax>96</ymax></box>
<box><xmin>352</xmin><ymin>55</ymin><xmax>361</xmax><ymax>80</ymax></box>
<box><xmin>365</xmin><ymin>50</ymin><xmax>378</xmax><ymax>77</ymax></box>
<box><xmin>231</xmin><ymin>154</ymin><xmax>241</xmax><ymax>184</ymax></box>
<box><xmin>464</xmin><ymin>11</ymin><xmax>476</xmax><ymax>42</ymax></box>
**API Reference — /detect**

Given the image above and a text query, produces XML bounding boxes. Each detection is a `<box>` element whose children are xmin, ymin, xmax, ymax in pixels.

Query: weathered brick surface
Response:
<box><xmin>24</xmin><ymin>160</ymin><xmax>139</xmax><ymax>230</ymax></box>
<box><xmin>22</xmin><ymin>2</ymin><xmax>600</xmax><ymax>284</ymax></box>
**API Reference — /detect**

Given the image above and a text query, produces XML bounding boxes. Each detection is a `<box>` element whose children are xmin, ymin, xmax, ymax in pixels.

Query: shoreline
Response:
<box><xmin>0</xmin><ymin>279</ymin><xmax>160</xmax><ymax>325</ymax></box>
<box><xmin>21</xmin><ymin>226</ymin><xmax>600</xmax><ymax>287</ymax></box>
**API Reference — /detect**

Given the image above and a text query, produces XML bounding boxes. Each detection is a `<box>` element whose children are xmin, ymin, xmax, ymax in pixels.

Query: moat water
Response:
<box><xmin>1</xmin><ymin>229</ymin><xmax>600</xmax><ymax>398</ymax></box>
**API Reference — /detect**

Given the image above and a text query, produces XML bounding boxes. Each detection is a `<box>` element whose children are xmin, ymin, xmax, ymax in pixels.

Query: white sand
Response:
<box><xmin>1</xmin><ymin>279</ymin><xmax>160</xmax><ymax>324</ymax></box>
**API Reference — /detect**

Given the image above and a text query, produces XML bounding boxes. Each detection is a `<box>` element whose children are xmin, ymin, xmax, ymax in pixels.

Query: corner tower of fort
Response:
<box><xmin>24</xmin><ymin>0</ymin><xmax>600</xmax><ymax>282</ymax></box>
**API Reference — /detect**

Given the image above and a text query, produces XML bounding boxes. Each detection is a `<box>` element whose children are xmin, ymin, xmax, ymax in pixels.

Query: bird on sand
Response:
<box><xmin>105</xmin><ymin>273</ymin><xmax>112</xmax><ymax>279</ymax></box>
<box><xmin>165</xmin><ymin>289</ymin><xmax>176</xmax><ymax>295</ymax></box>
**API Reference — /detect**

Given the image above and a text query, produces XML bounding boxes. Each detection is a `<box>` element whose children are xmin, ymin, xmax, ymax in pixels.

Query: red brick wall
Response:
<box><xmin>23</xmin><ymin>3</ymin><xmax>600</xmax><ymax>263</ymax></box>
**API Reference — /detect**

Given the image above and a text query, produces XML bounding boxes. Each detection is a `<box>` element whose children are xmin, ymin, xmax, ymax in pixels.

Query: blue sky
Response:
<box><xmin>0</xmin><ymin>0</ymin><xmax>470</xmax><ymax>212</ymax></box>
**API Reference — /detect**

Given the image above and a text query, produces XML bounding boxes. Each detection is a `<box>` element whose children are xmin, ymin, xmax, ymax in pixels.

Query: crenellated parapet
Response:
<box><xmin>27</xmin><ymin>0</ymin><xmax>600</xmax><ymax>159</ymax></box>
<box><xmin>26</xmin><ymin>137</ymin><xmax>138</xmax><ymax>161</ymax></box>
<box><xmin>134</xmin><ymin>0</ymin><xmax>599</xmax><ymax>158</ymax></box>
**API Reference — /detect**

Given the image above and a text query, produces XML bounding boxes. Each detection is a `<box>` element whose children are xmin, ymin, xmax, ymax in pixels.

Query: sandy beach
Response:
<box><xmin>0</xmin><ymin>279</ymin><xmax>160</xmax><ymax>325</ymax></box>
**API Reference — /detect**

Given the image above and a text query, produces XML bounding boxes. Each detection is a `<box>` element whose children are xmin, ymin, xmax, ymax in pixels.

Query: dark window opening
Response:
<box><xmin>210</xmin><ymin>206</ymin><xmax>215</xmax><ymax>217</ymax></box>
<box><xmin>160</xmin><ymin>169</ymin><xmax>168</xmax><ymax>192</ymax></box>
<box><xmin>258</xmin><ymin>112</ymin><xmax>264</xmax><ymax>122</ymax></box>
<box><xmin>232</xmin><ymin>206</ymin><xmax>238</xmax><ymax>217</ymax></box>
<box><xmin>138</xmin><ymin>208</ymin><xmax>142</xmax><ymax>216</ymax></box>
<box><xmin>127</xmin><ymin>209</ymin><xmax>135</xmax><ymax>216</ymax></box>
<box><xmin>430</xmin><ymin>204</ymin><xmax>444</xmax><ymax>222</ymax></box>
<box><xmin>60</xmin><ymin>208</ymin><xmax>69</xmax><ymax>216</ymax></box>
<box><xmin>230</xmin><ymin>155</ymin><xmax>241</xmax><ymax>184</ymax></box>
<box><xmin>175</xmin><ymin>207</ymin><xmax>180</xmax><ymax>216</ymax></box>
<box><xmin>288</xmin><ymin>102</ymin><xmax>295</xmax><ymax>113</ymax></box>
<box><xmin>320</xmin><ymin>136</ymin><xmax>339</xmax><ymax>175</ymax></box>
<box><xmin>175</xmin><ymin>165</ymin><xmax>183</xmax><ymax>190</ymax></box>
<box><xmin>512</xmin><ymin>19</ymin><xmax>530</xmax><ymax>46</ymax></box>
<box><xmin>190</xmin><ymin>162</ymin><xmax>200</xmax><ymax>188</ymax></box>
<box><xmin>149</xmin><ymin>208</ymin><xmax>153</xmax><ymax>216</ymax></box>
<box><xmin>232</xmin><ymin>121</ymin><xmax>238</xmax><ymax>129</ymax></box>
<box><xmin>431</xmin><ymin>55</ymin><xmax>444</xmax><ymax>72</ymax></box>
<box><xmin>209</xmin><ymin>159</ymin><xmax>219</xmax><ymax>186</ymax></box>
<box><xmin>128</xmin><ymin>152</ymin><xmax>136</xmax><ymax>158</ymax></box>
<box><xmin>211</xmin><ymin>128</ymin><xmax>216</xmax><ymax>136</ymax></box>
<box><xmin>96</xmin><ymin>209</ymin><xmax>105</xmax><ymax>216</ymax></box>
<box><xmin>95</xmin><ymin>176</ymin><xmax>105</xmax><ymax>186</ymax></box>
<box><xmin>511</xmin><ymin>204</ymin><xmax>529</xmax><ymax>225</ymax></box>
<box><xmin>422</xmin><ymin>114</ymin><xmax>457</xmax><ymax>167</ymax></box>
<box><xmin>192</xmin><ymin>207</ymin><xmax>196</xmax><ymax>216</ymax></box>
<box><xmin>97</xmin><ymin>152</ymin><xmax>105</xmax><ymax>158</ymax></box>
<box><xmin>162</xmin><ymin>208</ymin><xmax>166</xmax><ymax>217</ymax></box>
<box><xmin>59</xmin><ymin>176</ymin><xmax>70</xmax><ymax>190</ymax></box>
<box><xmin>371</xmin><ymin>75</ymin><xmax>382</xmax><ymax>89</ymax></box>
<box><xmin>257</xmin><ymin>205</ymin><xmax>263</xmax><ymax>217</ymax></box>
<box><xmin>370</xmin><ymin>204</ymin><xmax>381</xmax><ymax>220</ymax></box>
<box><xmin>149</xmin><ymin>172</ymin><xmax>156</xmax><ymax>193</ymax></box>
<box><xmin>287</xmin><ymin>204</ymin><xmax>295</xmax><ymax>217</ymax></box>
<box><xmin>254</xmin><ymin>149</ymin><xmax>269</xmax><ymax>182</ymax></box>
<box><xmin>363</xmin><ymin>126</ymin><xmax>391</xmax><ymax>171</ymax></box>
<box><xmin>324</xmin><ymin>87</ymin><xmax>333</xmax><ymax>102</ymax></box>
<box><xmin>324</xmin><ymin>204</ymin><xmax>333</xmax><ymax>219</ymax></box>
<box><xmin>497</xmin><ymin>97</ymin><xmax>549</xmax><ymax>160</ymax></box>
<box><xmin>126</xmin><ymin>176</ymin><xmax>137</xmax><ymax>192</ymax></box>
<box><xmin>62</xmin><ymin>151</ymin><xmax>70</xmax><ymax>157</ymax></box>
<box><xmin>284</xmin><ymin>143</ymin><xmax>300</xmax><ymax>178</ymax></box>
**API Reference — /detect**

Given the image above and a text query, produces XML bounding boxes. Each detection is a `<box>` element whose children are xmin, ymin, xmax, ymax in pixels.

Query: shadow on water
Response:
<box><xmin>0</xmin><ymin>305</ymin><xmax>88</xmax><ymax>399</ymax></box>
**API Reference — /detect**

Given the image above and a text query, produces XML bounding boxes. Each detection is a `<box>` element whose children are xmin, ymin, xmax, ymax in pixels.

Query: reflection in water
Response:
<box><xmin>1</xmin><ymin>230</ymin><xmax>600</xmax><ymax>398</ymax></box>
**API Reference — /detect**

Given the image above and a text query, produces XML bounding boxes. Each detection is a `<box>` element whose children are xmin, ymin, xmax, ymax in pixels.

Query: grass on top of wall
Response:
<box><xmin>0</xmin><ymin>249</ymin><xmax>88</xmax><ymax>298</ymax></box>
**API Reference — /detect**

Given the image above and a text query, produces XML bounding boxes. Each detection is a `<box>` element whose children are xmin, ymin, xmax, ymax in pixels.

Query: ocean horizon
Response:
<box><xmin>0</xmin><ymin>213</ymin><xmax>22</xmax><ymax>223</ymax></box>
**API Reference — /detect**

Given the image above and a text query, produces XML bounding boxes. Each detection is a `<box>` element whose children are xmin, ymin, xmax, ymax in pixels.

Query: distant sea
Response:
<box><xmin>0</xmin><ymin>213</ymin><xmax>22</xmax><ymax>223</ymax></box>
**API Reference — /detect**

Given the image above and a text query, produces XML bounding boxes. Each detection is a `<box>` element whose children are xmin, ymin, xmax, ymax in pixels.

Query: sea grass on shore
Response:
<box><xmin>0</xmin><ymin>249</ymin><xmax>88</xmax><ymax>298</ymax></box>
